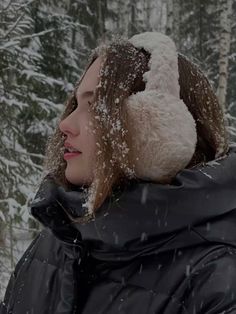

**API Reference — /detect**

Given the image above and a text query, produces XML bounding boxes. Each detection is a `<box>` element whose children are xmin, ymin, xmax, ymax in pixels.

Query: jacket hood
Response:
<box><xmin>31</xmin><ymin>146</ymin><xmax>236</xmax><ymax>261</ymax></box>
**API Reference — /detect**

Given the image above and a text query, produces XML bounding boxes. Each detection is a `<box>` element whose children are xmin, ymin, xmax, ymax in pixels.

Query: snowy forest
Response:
<box><xmin>0</xmin><ymin>0</ymin><xmax>236</xmax><ymax>299</ymax></box>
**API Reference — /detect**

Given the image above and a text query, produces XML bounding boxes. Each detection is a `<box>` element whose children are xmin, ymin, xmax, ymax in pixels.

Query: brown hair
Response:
<box><xmin>178</xmin><ymin>53</ymin><xmax>229</xmax><ymax>166</ymax></box>
<box><xmin>44</xmin><ymin>38</ymin><xmax>229</xmax><ymax>215</ymax></box>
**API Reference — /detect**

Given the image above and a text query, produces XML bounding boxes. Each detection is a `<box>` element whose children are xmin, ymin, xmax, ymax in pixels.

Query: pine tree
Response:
<box><xmin>217</xmin><ymin>0</ymin><xmax>233</xmax><ymax>111</ymax></box>
<box><xmin>0</xmin><ymin>0</ymin><xmax>44</xmax><ymax>296</ymax></box>
<box><xmin>76</xmin><ymin>0</ymin><xmax>108</xmax><ymax>50</ymax></box>
<box><xmin>0</xmin><ymin>0</ymin><xmax>44</xmax><ymax>237</ymax></box>
<box><xmin>176</xmin><ymin>0</ymin><xmax>235</xmax><ymax>143</ymax></box>
<box><xmin>226</xmin><ymin>1</ymin><xmax>236</xmax><ymax>142</ymax></box>
<box><xmin>0</xmin><ymin>0</ymin><xmax>94</xmax><ymax>296</ymax></box>
<box><xmin>0</xmin><ymin>0</ymin><xmax>92</xmax><ymax>235</ymax></box>
<box><xmin>177</xmin><ymin>0</ymin><xmax>220</xmax><ymax>82</ymax></box>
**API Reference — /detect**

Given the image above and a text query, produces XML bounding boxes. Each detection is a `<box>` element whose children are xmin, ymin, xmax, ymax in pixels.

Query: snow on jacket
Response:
<box><xmin>1</xmin><ymin>147</ymin><xmax>236</xmax><ymax>314</ymax></box>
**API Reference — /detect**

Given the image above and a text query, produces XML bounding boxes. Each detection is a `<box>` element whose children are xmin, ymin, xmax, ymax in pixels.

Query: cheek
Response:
<box><xmin>84</xmin><ymin>122</ymin><xmax>97</xmax><ymax>153</ymax></box>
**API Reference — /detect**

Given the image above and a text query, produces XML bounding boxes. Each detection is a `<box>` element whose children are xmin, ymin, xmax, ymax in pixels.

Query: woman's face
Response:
<box><xmin>59</xmin><ymin>57</ymin><xmax>102</xmax><ymax>186</ymax></box>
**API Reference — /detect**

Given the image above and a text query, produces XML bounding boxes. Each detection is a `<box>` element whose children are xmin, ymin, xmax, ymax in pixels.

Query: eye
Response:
<box><xmin>71</xmin><ymin>95</ymin><xmax>78</xmax><ymax>111</ymax></box>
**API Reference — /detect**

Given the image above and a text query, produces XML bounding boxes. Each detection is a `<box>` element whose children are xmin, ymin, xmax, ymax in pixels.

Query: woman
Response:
<box><xmin>1</xmin><ymin>32</ymin><xmax>236</xmax><ymax>314</ymax></box>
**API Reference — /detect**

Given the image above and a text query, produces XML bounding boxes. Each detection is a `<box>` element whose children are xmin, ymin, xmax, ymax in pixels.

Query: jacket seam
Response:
<box><xmin>28</xmin><ymin>255</ymin><xmax>64</xmax><ymax>270</ymax></box>
<box><xmin>101</xmin><ymin>276</ymin><xmax>188</xmax><ymax>313</ymax></box>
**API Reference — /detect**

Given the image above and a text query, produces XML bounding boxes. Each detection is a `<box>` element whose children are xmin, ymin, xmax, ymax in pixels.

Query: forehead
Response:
<box><xmin>76</xmin><ymin>57</ymin><xmax>102</xmax><ymax>95</ymax></box>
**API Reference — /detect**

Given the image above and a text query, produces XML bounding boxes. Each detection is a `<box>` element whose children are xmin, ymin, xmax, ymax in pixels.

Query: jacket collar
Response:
<box><xmin>31</xmin><ymin>147</ymin><xmax>236</xmax><ymax>260</ymax></box>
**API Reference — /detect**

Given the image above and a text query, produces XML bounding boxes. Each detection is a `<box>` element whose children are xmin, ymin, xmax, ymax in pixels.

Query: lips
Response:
<box><xmin>64</xmin><ymin>151</ymin><xmax>82</xmax><ymax>160</ymax></box>
<box><xmin>64</xmin><ymin>142</ymin><xmax>81</xmax><ymax>153</ymax></box>
<box><xmin>63</xmin><ymin>142</ymin><xmax>82</xmax><ymax>160</ymax></box>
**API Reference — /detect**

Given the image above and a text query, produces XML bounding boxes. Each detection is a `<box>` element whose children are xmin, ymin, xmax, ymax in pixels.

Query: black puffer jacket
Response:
<box><xmin>1</xmin><ymin>147</ymin><xmax>236</xmax><ymax>314</ymax></box>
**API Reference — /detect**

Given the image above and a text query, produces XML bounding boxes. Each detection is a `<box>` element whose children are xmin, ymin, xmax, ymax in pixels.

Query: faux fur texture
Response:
<box><xmin>126</xmin><ymin>32</ymin><xmax>197</xmax><ymax>182</ymax></box>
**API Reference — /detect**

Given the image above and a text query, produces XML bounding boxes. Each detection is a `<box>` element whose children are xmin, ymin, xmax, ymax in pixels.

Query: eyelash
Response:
<box><xmin>71</xmin><ymin>96</ymin><xmax>78</xmax><ymax>110</ymax></box>
<box><xmin>70</xmin><ymin>97</ymin><xmax>93</xmax><ymax>112</ymax></box>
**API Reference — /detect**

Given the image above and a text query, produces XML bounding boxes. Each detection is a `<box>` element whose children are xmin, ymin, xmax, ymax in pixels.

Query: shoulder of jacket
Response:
<box><xmin>184</xmin><ymin>245</ymin><xmax>236</xmax><ymax>313</ymax></box>
<box><xmin>13</xmin><ymin>228</ymin><xmax>65</xmax><ymax>277</ymax></box>
<box><xmin>34</xmin><ymin>228</ymin><xmax>65</xmax><ymax>268</ymax></box>
<box><xmin>2</xmin><ymin>229</ymin><xmax>67</xmax><ymax>314</ymax></box>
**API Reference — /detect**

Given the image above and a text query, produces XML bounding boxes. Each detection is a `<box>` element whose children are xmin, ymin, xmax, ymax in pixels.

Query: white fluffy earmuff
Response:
<box><xmin>126</xmin><ymin>32</ymin><xmax>197</xmax><ymax>183</ymax></box>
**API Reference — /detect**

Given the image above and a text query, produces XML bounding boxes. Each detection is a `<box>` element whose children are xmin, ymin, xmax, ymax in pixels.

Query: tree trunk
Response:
<box><xmin>144</xmin><ymin>0</ymin><xmax>151</xmax><ymax>30</ymax></box>
<box><xmin>166</xmin><ymin>0</ymin><xmax>180</xmax><ymax>48</ymax></box>
<box><xmin>198</xmin><ymin>0</ymin><xmax>204</xmax><ymax>60</ymax></box>
<box><xmin>129</xmin><ymin>0</ymin><xmax>137</xmax><ymax>36</ymax></box>
<box><xmin>97</xmin><ymin>0</ymin><xmax>106</xmax><ymax>40</ymax></box>
<box><xmin>69</xmin><ymin>0</ymin><xmax>76</xmax><ymax>50</ymax></box>
<box><xmin>173</xmin><ymin>0</ymin><xmax>180</xmax><ymax>49</ymax></box>
<box><xmin>0</xmin><ymin>221</ymin><xmax>6</xmax><ymax>246</ymax></box>
<box><xmin>166</xmin><ymin>0</ymin><xmax>174</xmax><ymax>36</ymax></box>
<box><xmin>217</xmin><ymin>0</ymin><xmax>233</xmax><ymax>111</ymax></box>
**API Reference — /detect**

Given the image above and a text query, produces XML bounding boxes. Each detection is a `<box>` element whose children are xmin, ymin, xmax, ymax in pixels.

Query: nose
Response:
<box><xmin>59</xmin><ymin>111</ymin><xmax>79</xmax><ymax>137</ymax></box>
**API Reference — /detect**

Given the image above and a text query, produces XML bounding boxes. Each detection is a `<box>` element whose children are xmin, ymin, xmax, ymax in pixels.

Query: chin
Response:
<box><xmin>66</xmin><ymin>177</ymin><xmax>81</xmax><ymax>186</ymax></box>
<box><xmin>65</xmin><ymin>169</ymin><xmax>93</xmax><ymax>186</ymax></box>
